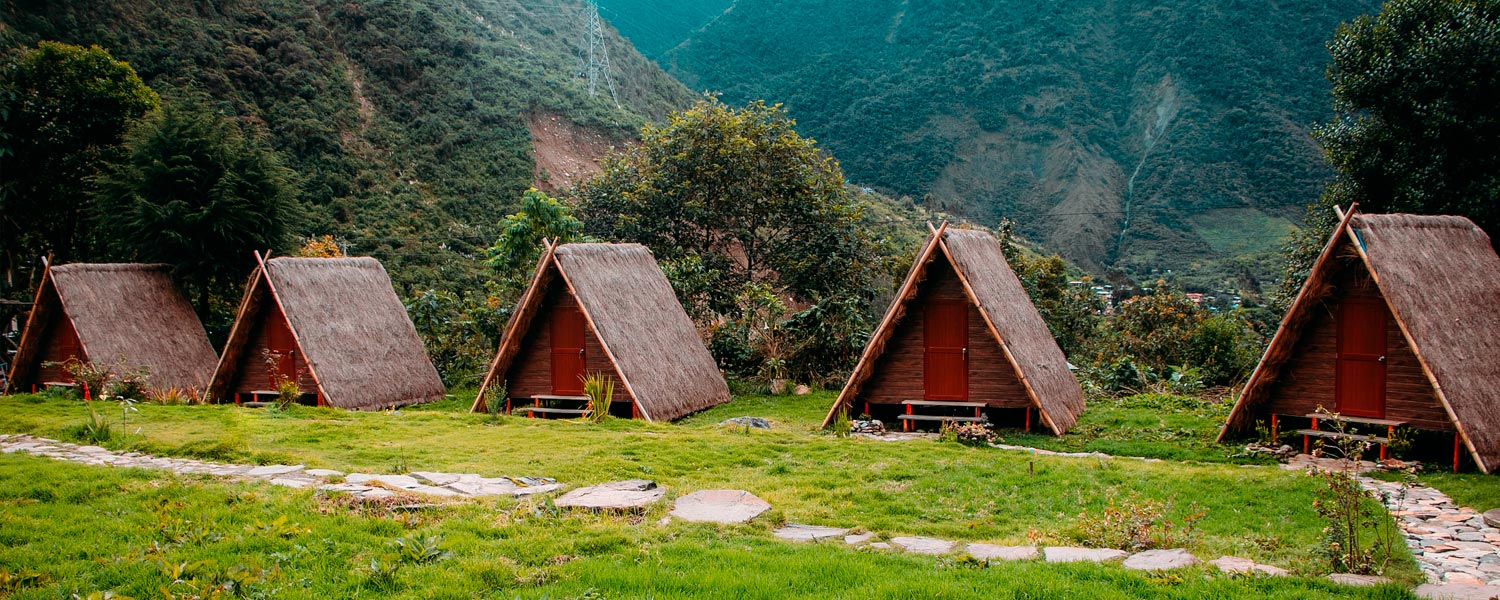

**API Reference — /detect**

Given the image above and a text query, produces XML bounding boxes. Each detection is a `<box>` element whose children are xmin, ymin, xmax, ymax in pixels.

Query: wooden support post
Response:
<box><xmin>1455</xmin><ymin>433</ymin><xmax>1461</xmax><ymax>473</ymax></box>
<box><xmin>504</xmin><ymin>398</ymin><xmax>511</xmax><ymax>415</ymax></box>
<box><xmin>1024</xmin><ymin>407</ymin><xmax>1031</xmax><ymax>432</ymax></box>
<box><xmin>631</xmin><ymin>402</ymin><xmax>638</xmax><ymax>420</ymax></box>
<box><xmin>1306</xmin><ymin>417</ymin><xmax>1317</xmax><ymax>454</ymax></box>
<box><xmin>974</xmin><ymin>405</ymin><xmax>981</xmax><ymax>419</ymax></box>
<box><xmin>31</xmin><ymin>384</ymin><xmax>36</xmax><ymax>393</ymax></box>
<box><xmin>1380</xmin><ymin>425</ymin><xmax>1392</xmax><ymax>461</ymax></box>
<box><xmin>83</xmin><ymin>382</ymin><xmax>90</xmax><ymax>401</ymax></box>
<box><xmin>1270</xmin><ymin>414</ymin><xmax>1279</xmax><ymax>440</ymax></box>
<box><xmin>317</xmin><ymin>392</ymin><xmax>325</xmax><ymax>408</ymax></box>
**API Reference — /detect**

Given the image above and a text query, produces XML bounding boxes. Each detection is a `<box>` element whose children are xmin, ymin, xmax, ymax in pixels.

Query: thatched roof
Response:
<box><xmin>472</xmin><ymin>242</ymin><xmax>730</xmax><ymax>421</ymax></box>
<box><xmin>5</xmin><ymin>263</ymin><xmax>217</xmax><ymax>393</ymax></box>
<box><xmin>207</xmin><ymin>256</ymin><xmax>444</xmax><ymax>410</ymax></box>
<box><xmin>822</xmin><ymin>225</ymin><xmax>1087</xmax><ymax>434</ymax></box>
<box><xmin>1220</xmin><ymin>209</ymin><xmax>1500</xmax><ymax>473</ymax></box>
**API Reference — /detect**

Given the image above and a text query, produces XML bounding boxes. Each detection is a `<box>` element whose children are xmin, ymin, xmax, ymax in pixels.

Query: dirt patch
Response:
<box><xmin>527</xmin><ymin>113</ymin><xmax>619</xmax><ymax>192</ymax></box>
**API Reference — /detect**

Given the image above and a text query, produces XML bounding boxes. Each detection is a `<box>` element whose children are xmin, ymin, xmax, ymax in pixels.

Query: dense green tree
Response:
<box><xmin>92</xmin><ymin>95</ymin><xmax>296</xmax><ymax>317</ymax></box>
<box><xmin>1317</xmin><ymin>0</ymin><xmax>1500</xmax><ymax>241</ymax></box>
<box><xmin>0</xmin><ymin>41</ymin><xmax>158</xmax><ymax>279</ymax></box>
<box><xmin>485</xmin><ymin>188</ymin><xmax>585</xmax><ymax>289</ymax></box>
<box><xmin>576</xmin><ymin>96</ymin><xmax>877</xmax><ymax>313</ymax></box>
<box><xmin>997</xmin><ymin>220</ymin><xmax>1104</xmax><ymax>359</ymax></box>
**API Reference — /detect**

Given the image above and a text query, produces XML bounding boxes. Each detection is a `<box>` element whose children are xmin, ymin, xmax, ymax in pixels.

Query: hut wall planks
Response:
<box><xmin>858</xmin><ymin>257</ymin><xmax>1029</xmax><ymax>409</ymax></box>
<box><xmin>503</xmin><ymin>281</ymin><xmax>631</xmax><ymax>402</ymax></box>
<box><xmin>1260</xmin><ymin>261</ymin><xmax>1452</xmax><ymax>432</ymax></box>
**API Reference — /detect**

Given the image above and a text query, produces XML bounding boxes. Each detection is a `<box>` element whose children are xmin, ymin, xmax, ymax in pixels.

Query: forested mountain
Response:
<box><xmin>593</xmin><ymin>0</ymin><xmax>732</xmax><ymax>58</ymax></box>
<box><xmin>2</xmin><ymin>0</ymin><xmax>694</xmax><ymax>293</ymax></box>
<box><xmin>609</xmin><ymin>0</ymin><xmax>1382</xmax><ymax>289</ymax></box>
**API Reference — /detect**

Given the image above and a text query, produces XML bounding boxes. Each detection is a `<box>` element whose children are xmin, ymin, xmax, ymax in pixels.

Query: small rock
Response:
<box><xmin>318</xmin><ymin>483</ymin><xmax>375</xmax><ymax>493</ymax></box>
<box><xmin>890</xmin><ymin>536</ymin><xmax>955</xmax><ymax>555</ymax></box>
<box><xmin>245</xmin><ymin>464</ymin><xmax>305</xmax><ymax>477</ymax></box>
<box><xmin>845</xmin><ymin>532</ymin><xmax>876</xmax><ymax>545</ymax></box>
<box><xmin>1043</xmin><ymin>547</ymin><xmax>1129</xmax><ymax>563</ymax></box>
<box><xmin>513</xmin><ymin>483</ymin><xmax>565</xmax><ymax>497</ymax></box>
<box><xmin>773</xmin><ymin>524</ymin><xmax>849</xmax><ymax>542</ymax></box>
<box><xmin>966</xmin><ymin>544</ymin><xmax>1037</xmax><ymax>561</ymax></box>
<box><xmin>268</xmin><ymin>477</ymin><xmax>313</xmax><ymax>489</ymax></box>
<box><xmin>1122</xmin><ymin>549</ymin><xmax>1199</xmax><ymax>571</ymax></box>
<box><xmin>669</xmin><ymin>490</ymin><xmax>771</xmax><ymax>524</ymax></box>
<box><xmin>1444</xmin><ymin>573</ymin><xmax>1489</xmax><ymax>586</ymax></box>
<box><xmin>1484</xmin><ymin>509</ymin><xmax>1500</xmax><ymax>529</ymax></box>
<box><xmin>554</xmin><ymin>480</ymin><xmax>664</xmax><ymax>510</ymax></box>
<box><xmin>1326</xmin><ymin>573</ymin><xmax>1393</xmax><ymax>587</ymax></box>
<box><xmin>793</xmin><ymin>385</ymin><xmax>811</xmax><ymax>396</ymax></box>
<box><xmin>1414</xmin><ymin>583</ymin><xmax>1500</xmax><ymax>600</ymax></box>
<box><xmin>866</xmin><ymin>542</ymin><xmax>892</xmax><ymax>550</ymax></box>
<box><xmin>656</xmin><ymin>516</ymin><xmax>672</xmax><ymax>526</ymax></box>
<box><xmin>303</xmin><ymin>469</ymin><xmax>343</xmax><ymax>478</ymax></box>
<box><xmin>718</xmin><ymin>417</ymin><xmax>772</xmax><ymax>430</ymax></box>
<box><xmin>446</xmin><ymin>481</ymin><xmax>518</xmax><ymax>496</ymax></box>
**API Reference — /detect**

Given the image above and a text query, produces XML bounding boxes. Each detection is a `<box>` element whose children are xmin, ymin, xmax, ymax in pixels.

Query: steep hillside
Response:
<box><xmin>1</xmin><ymin>0</ymin><xmax>695</xmax><ymax>292</ymax></box>
<box><xmin>594</xmin><ymin>0</ymin><xmax>733</xmax><ymax>59</ymax></box>
<box><xmin>652</xmin><ymin>0</ymin><xmax>1380</xmax><ymax>287</ymax></box>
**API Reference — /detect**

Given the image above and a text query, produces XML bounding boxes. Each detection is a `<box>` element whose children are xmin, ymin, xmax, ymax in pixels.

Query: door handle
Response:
<box><xmin>579</xmin><ymin>349</ymin><xmax>585</xmax><ymax>357</ymax></box>
<box><xmin>1378</xmin><ymin>356</ymin><xmax>1385</xmax><ymax>363</ymax></box>
<box><xmin>962</xmin><ymin>348</ymin><xmax>968</xmax><ymax>357</ymax></box>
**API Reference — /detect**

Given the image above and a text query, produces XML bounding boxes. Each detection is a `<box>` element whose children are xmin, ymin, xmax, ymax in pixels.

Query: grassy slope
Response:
<box><xmin>0</xmin><ymin>390</ymin><xmax>1431</xmax><ymax>597</ymax></box>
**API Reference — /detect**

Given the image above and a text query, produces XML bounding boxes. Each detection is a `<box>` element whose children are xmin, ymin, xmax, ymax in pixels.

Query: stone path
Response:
<box><xmin>1285</xmin><ymin>454</ymin><xmax>1500</xmax><ymax>592</ymax></box>
<box><xmin>0</xmin><ymin>433</ymin><xmax>562</xmax><ymax>501</ymax></box>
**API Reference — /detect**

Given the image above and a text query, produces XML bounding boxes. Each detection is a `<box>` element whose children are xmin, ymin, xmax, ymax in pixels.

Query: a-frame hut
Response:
<box><xmin>469</xmin><ymin>242</ymin><xmax>730</xmax><ymax>421</ymax></box>
<box><xmin>822</xmin><ymin>225</ymin><xmax>1086</xmax><ymax>434</ymax></box>
<box><xmin>205</xmin><ymin>255</ymin><xmax>444</xmax><ymax>410</ymax></box>
<box><xmin>1220</xmin><ymin>208</ymin><xmax>1500</xmax><ymax>473</ymax></box>
<box><xmin>4</xmin><ymin>263</ymin><xmax>218</xmax><ymax>395</ymax></box>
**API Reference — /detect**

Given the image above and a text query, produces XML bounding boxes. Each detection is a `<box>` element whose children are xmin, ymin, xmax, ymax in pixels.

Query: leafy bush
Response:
<box><xmin>939</xmin><ymin>421</ymin><xmax>997</xmax><ymax>447</ymax></box>
<box><xmin>1073</xmin><ymin>495</ymin><xmax>1204</xmax><ymax>551</ymax></box>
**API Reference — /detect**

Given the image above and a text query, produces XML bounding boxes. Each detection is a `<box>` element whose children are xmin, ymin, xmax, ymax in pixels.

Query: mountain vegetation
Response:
<box><xmin>625</xmin><ymin>0</ymin><xmax>1385</xmax><ymax>291</ymax></box>
<box><xmin>1</xmin><ymin>0</ymin><xmax>696</xmax><ymax>300</ymax></box>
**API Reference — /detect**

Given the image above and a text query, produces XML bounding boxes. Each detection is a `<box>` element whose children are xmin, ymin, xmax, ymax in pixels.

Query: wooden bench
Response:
<box><xmin>900</xmin><ymin>400</ymin><xmax>987</xmax><ymax>432</ymax></box>
<box><xmin>1273</xmin><ymin>413</ymin><xmax>1406</xmax><ymax>460</ymax></box>
<box><xmin>515</xmin><ymin>406</ymin><xmax>592</xmax><ymax>418</ymax></box>
<box><xmin>509</xmin><ymin>394</ymin><xmax>592</xmax><ymax>418</ymax></box>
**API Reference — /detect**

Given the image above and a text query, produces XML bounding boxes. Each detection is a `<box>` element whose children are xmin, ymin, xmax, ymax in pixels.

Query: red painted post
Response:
<box><xmin>32</xmin><ymin>384</ymin><xmax>36</xmax><ymax>393</ymax></box>
<box><xmin>1271</xmin><ymin>414</ymin><xmax>1279</xmax><ymax>439</ymax></box>
<box><xmin>83</xmin><ymin>382</ymin><xmax>90</xmax><ymax>401</ymax></box>
<box><xmin>1455</xmin><ymin>433</ymin><xmax>1461</xmax><ymax>473</ymax></box>
<box><xmin>904</xmin><ymin>403</ymin><xmax>913</xmax><ymax>432</ymax></box>
<box><xmin>504</xmin><ymin>398</ymin><xmax>511</xmax><ymax>414</ymax></box>
<box><xmin>1024</xmin><ymin>407</ymin><xmax>1031</xmax><ymax>432</ymax></box>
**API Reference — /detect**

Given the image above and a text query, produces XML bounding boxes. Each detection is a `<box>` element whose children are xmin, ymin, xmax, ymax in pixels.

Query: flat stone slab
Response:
<box><xmin>966</xmin><ymin>544</ymin><xmax>1038</xmax><ymax>561</ymax></box>
<box><xmin>773</xmin><ymin>524</ymin><xmax>849</xmax><ymax>542</ymax></box>
<box><xmin>1043</xmin><ymin>547</ymin><xmax>1129</xmax><ymax>563</ymax></box>
<box><xmin>1415</xmin><ymin>583</ymin><xmax>1500</xmax><ymax>600</ymax></box>
<box><xmin>1209</xmin><ymin>555</ymin><xmax>1288</xmax><ymax>576</ymax></box>
<box><xmin>1484</xmin><ymin>509</ymin><xmax>1500</xmax><ymax>529</ymax></box>
<box><xmin>1326</xmin><ymin>573</ymin><xmax>1394</xmax><ymax>587</ymax></box>
<box><xmin>554</xmin><ymin>480</ymin><xmax>664</xmax><ymax>510</ymax></box>
<box><xmin>303</xmin><ymin>469</ymin><xmax>343</xmax><ymax>478</ymax></box>
<box><xmin>268</xmin><ymin>477</ymin><xmax>313</xmax><ymax>489</ymax></box>
<box><xmin>318</xmin><ymin>483</ymin><xmax>376</xmax><ymax>493</ymax></box>
<box><xmin>891</xmin><ymin>536</ymin><xmax>955</xmax><ymax>555</ymax></box>
<box><xmin>245</xmin><ymin>464</ymin><xmax>305</xmax><ymax>477</ymax></box>
<box><xmin>514</xmin><ymin>483</ymin><xmax>565</xmax><ymax>497</ymax></box>
<box><xmin>719</xmin><ymin>417</ymin><xmax>772</xmax><ymax>430</ymax></box>
<box><xmin>345</xmin><ymin>473</ymin><xmax>423</xmax><ymax>489</ymax></box>
<box><xmin>845</xmin><ymin>532</ymin><xmax>876</xmax><ymax>545</ymax></box>
<box><xmin>1122</xmin><ymin>549</ymin><xmax>1199</xmax><ymax>571</ymax></box>
<box><xmin>409</xmin><ymin>471</ymin><xmax>463</xmax><ymax>486</ymax></box>
<box><xmin>669</xmin><ymin>490</ymin><xmax>771</xmax><ymax>524</ymax></box>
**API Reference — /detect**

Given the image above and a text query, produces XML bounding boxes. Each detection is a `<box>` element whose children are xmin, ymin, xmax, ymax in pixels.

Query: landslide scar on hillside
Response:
<box><xmin>528</xmin><ymin>113</ymin><xmax>619</xmax><ymax>192</ymax></box>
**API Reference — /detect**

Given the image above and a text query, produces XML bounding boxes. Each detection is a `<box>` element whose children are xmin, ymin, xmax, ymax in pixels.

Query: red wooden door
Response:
<box><xmin>263</xmin><ymin>313</ymin><xmax>297</xmax><ymax>387</ymax></box>
<box><xmin>1336</xmin><ymin>298</ymin><xmax>1387</xmax><ymax>418</ymax></box>
<box><xmin>924</xmin><ymin>301</ymin><xmax>968</xmax><ymax>400</ymax></box>
<box><xmin>551</xmin><ymin>306</ymin><xmax>587</xmax><ymax>395</ymax></box>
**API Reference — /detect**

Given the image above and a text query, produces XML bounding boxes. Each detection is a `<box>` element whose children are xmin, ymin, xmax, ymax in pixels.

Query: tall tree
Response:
<box><xmin>1317</xmin><ymin>0</ymin><xmax>1500</xmax><ymax>240</ymax></box>
<box><xmin>575</xmin><ymin>96</ymin><xmax>876</xmax><ymax>314</ymax></box>
<box><xmin>485</xmin><ymin>188</ymin><xmax>584</xmax><ymax>290</ymax></box>
<box><xmin>92</xmin><ymin>94</ymin><xmax>296</xmax><ymax>318</ymax></box>
<box><xmin>0</xmin><ymin>41</ymin><xmax>158</xmax><ymax>282</ymax></box>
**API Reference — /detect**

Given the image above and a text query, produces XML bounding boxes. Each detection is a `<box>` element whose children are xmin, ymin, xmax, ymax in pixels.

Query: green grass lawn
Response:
<box><xmin>0</xmin><ymin>390</ymin><xmax>1431</xmax><ymax>598</ymax></box>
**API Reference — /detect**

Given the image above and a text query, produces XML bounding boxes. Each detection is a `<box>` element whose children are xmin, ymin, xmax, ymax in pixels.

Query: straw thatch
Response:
<box><xmin>206</xmin><ymin>256</ymin><xmax>444</xmax><ymax>410</ymax></box>
<box><xmin>472</xmin><ymin>243</ymin><xmax>730</xmax><ymax>421</ymax></box>
<box><xmin>822</xmin><ymin>225</ymin><xmax>1087</xmax><ymax>434</ymax></box>
<box><xmin>4</xmin><ymin>263</ymin><xmax>218</xmax><ymax>394</ymax></box>
<box><xmin>1220</xmin><ymin>209</ymin><xmax>1500</xmax><ymax>473</ymax></box>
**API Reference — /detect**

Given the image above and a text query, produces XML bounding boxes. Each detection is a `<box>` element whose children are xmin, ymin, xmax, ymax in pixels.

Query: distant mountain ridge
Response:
<box><xmin>3</xmin><ymin>0</ymin><xmax>695</xmax><ymax>292</ymax></box>
<box><xmin>607</xmin><ymin>0</ymin><xmax>1381</xmax><ymax>288</ymax></box>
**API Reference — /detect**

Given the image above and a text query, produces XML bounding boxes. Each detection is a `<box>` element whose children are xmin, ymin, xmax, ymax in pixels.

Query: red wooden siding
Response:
<box><xmin>36</xmin><ymin>313</ymin><xmax>84</xmax><ymax>385</ymax></box>
<box><xmin>503</xmin><ymin>280</ymin><xmax>633</xmax><ymax>404</ymax></box>
<box><xmin>229</xmin><ymin>293</ymin><xmax>317</xmax><ymax>395</ymax></box>
<box><xmin>1260</xmin><ymin>264</ymin><xmax>1452</xmax><ymax>431</ymax></box>
<box><xmin>859</xmin><ymin>258</ymin><xmax>1029</xmax><ymax>408</ymax></box>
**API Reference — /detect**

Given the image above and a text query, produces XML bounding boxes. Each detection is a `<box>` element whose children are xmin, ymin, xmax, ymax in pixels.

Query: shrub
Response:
<box><xmin>939</xmin><ymin>421</ymin><xmax>997</xmax><ymax>446</ymax></box>
<box><xmin>1308</xmin><ymin>409</ymin><xmax>1410</xmax><ymax>574</ymax></box>
<box><xmin>581</xmin><ymin>373</ymin><xmax>613</xmax><ymax>422</ymax></box>
<box><xmin>1073</xmin><ymin>495</ymin><xmax>1204</xmax><ymax>551</ymax></box>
